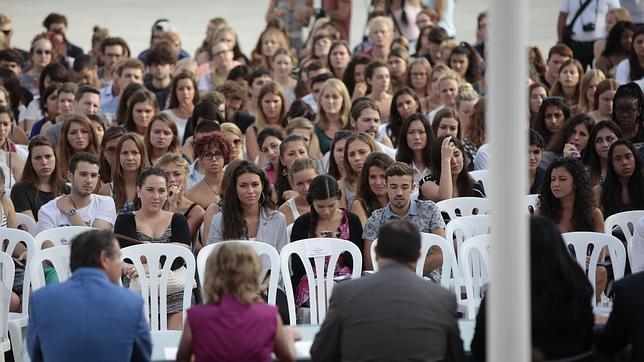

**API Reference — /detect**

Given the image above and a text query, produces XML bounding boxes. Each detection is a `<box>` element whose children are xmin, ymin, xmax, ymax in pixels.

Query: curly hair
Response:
<box><xmin>221</xmin><ymin>160</ymin><xmax>275</xmax><ymax>240</ymax></box>
<box><xmin>448</xmin><ymin>42</ymin><xmax>482</xmax><ymax>84</ymax></box>
<box><xmin>600</xmin><ymin>139</ymin><xmax>644</xmax><ymax>218</ymax></box>
<box><xmin>582</xmin><ymin>121</ymin><xmax>622</xmax><ymax>186</ymax></box>
<box><xmin>203</xmin><ymin>242</ymin><xmax>261</xmax><ymax>305</ymax></box>
<box><xmin>547</xmin><ymin>113</ymin><xmax>594</xmax><ymax>157</ymax></box>
<box><xmin>194</xmin><ymin>131</ymin><xmax>233</xmax><ymax>165</ymax></box>
<box><xmin>355</xmin><ymin>152</ymin><xmax>394</xmax><ymax>218</ymax></box>
<box><xmin>306</xmin><ymin>175</ymin><xmax>343</xmax><ymax>238</ymax></box>
<box><xmin>342</xmin><ymin>55</ymin><xmax>371</xmax><ymax>96</ymax></box>
<box><xmin>538</xmin><ymin>158</ymin><xmax>595</xmax><ymax>231</ymax></box>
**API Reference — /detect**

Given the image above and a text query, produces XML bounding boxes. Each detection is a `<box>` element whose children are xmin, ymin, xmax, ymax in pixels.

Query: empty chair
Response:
<box><xmin>1</xmin><ymin>229</ymin><xmax>35</xmax><ymax>362</ymax></box>
<box><xmin>197</xmin><ymin>241</ymin><xmax>280</xmax><ymax>305</ymax></box>
<box><xmin>604</xmin><ymin>211</ymin><xmax>644</xmax><ymax>269</ymax></box>
<box><xmin>469</xmin><ymin>170</ymin><xmax>491</xmax><ymax>196</ymax></box>
<box><xmin>445</xmin><ymin>215</ymin><xmax>492</xmax><ymax>259</ymax></box>
<box><xmin>14</xmin><ymin>214</ymin><xmax>37</xmax><ymax>237</ymax></box>
<box><xmin>562</xmin><ymin>232</ymin><xmax>627</xmax><ymax>307</ymax></box>
<box><xmin>280</xmin><ymin>238</ymin><xmax>362</xmax><ymax>325</ymax></box>
<box><xmin>459</xmin><ymin>234</ymin><xmax>492</xmax><ymax>319</ymax></box>
<box><xmin>121</xmin><ymin>243</ymin><xmax>196</xmax><ymax>331</ymax></box>
<box><xmin>34</xmin><ymin>226</ymin><xmax>97</xmax><ymax>249</ymax></box>
<box><xmin>525</xmin><ymin>194</ymin><xmax>540</xmax><ymax>215</ymax></box>
<box><xmin>437</xmin><ymin>197</ymin><xmax>492</xmax><ymax>221</ymax></box>
<box><xmin>29</xmin><ymin>245</ymin><xmax>71</xmax><ymax>291</ymax></box>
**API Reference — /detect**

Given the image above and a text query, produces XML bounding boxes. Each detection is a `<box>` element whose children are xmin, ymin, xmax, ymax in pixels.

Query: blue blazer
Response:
<box><xmin>28</xmin><ymin>267</ymin><xmax>152</xmax><ymax>362</ymax></box>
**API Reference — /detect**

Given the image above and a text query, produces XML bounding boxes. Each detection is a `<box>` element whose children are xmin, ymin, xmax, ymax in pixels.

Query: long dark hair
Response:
<box><xmin>530</xmin><ymin>216</ymin><xmax>593</xmax><ymax>336</ymax></box>
<box><xmin>342</xmin><ymin>55</ymin><xmax>370</xmax><ymax>96</ymax></box>
<box><xmin>430</xmin><ymin>136</ymin><xmax>476</xmax><ymax>197</ymax></box>
<box><xmin>448</xmin><ymin>42</ymin><xmax>482</xmax><ymax>84</ymax></box>
<box><xmin>532</xmin><ymin>97</ymin><xmax>571</xmax><ymax>146</ymax></box>
<box><xmin>600</xmin><ymin>139</ymin><xmax>644</xmax><ymax>218</ymax></box>
<box><xmin>546</xmin><ymin>113</ymin><xmax>594</xmax><ymax>156</ymax></box>
<box><xmin>221</xmin><ymin>160</ymin><xmax>275</xmax><ymax>240</ymax></box>
<box><xmin>628</xmin><ymin>26</ymin><xmax>644</xmax><ymax>82</ymax></box>
<box><xmin>583</xmin><ymin>121</ymin><xmax>622</xmax><ymax>186</ymax></box>
<box><xmin>538</xmin><ymin>158</ymin><xmax>595</xmax><ymax>231</ymax></box>
<box><xmin>123</xmin><ymin>89</ymin><xmax>159</xmax><ymax>133</ymax></box>
<box><xmin>306</xmin><ymin>174</ymin><xmax>342</xmax><ymax>237</ymax></box>
<box><xmin>355</xmin><ymin>152</ymin><xmax>393</xmax><ymax>218</ymax></box>
<box><xmin>396</xmin><ymin>113</ymin><xmax>433</xmax><ymax>167</ymax></box>
<box><xmin>388</xmin><ymin>87</ymin><xmax>421</xmax><ymax>148</ymax></box>
<box><xmin>603</xmin><ymin>21</ymin><xmax>635</xmax><ymax>57</ymax></box>
<box><xmin>115</xmin><ymin>83</ymin><xmax>144</xmax><ymax>125</ymax></box>
<box><xmin>20</xmin><ymin>136</ymin><xmax>65</xmax><ymax>196</ymax></box>
<box><xmin>99</xmin><ymin>126</ymin><xmax>126</xmax><ymax>184</ymax></box>
<box><xmin>275</xmin><ymin>135</ymin><xmax>307</xmax><ymax>204</ymax></box>
<box><xmin>328</xmin><ymin>130</ymin><xmax>354</xmax><ymax>179</ymax></box>
<box><xmin>132</xmin><ymin>167</ymin><xmax>168</xmax><ymax>210</ymax></box>
<box><xmin>168</xmin><ymin>72</ymin><xmax>200</xmax><ymax>109</ymax></box>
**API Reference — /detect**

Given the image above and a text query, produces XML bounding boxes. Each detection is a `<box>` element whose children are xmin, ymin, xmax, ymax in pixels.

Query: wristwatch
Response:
<box><xmin>67</xmin><ymin>208</ymin><xmax>77</xmax><ymax>217</ymax></box>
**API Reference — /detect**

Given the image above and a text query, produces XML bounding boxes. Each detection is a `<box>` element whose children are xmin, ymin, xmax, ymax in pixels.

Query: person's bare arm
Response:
<box><xmin>98</xmin><ymin>183</ymin><xmax>111</xmax><ymax>196</ymax></box>
<box><xmin>245</xmin><ymin>126</ymin><xmax>260</xmax><ymax>163</ymax></box>
<box><xmin>350</xmin><ymin>199</ymin><xmax>368</xmax><ymax>227</ymax></box>
<box><xmin>265</xmin><ymin>0</ymin><xmax>284</xmax><ymax>22</ymax></box>
<box><xmin>325</xmin><ymin>0</ymin><xmax>351</xmax><ymax>22</ymax></box>
<box><xmin>2</xmin><ymin>197</ymin><xmax>17</xmax><ymax>229</ymax></box>
<box><xmin>273</xmin><ymin>315</ymin><xmax>297</xmax><ymax>362</ymax></box>
<box><xmin>364</xmin><ymin>239</ymin><xmax>374</xmax><ymax>270</ymax></box>
<box><xmin>278</xmin><ymin>202</ymin><xmax>295</xmax><ymax>225</ymax></box>
<box><xmin>434</xmin><ymin>0</ymin><xmax>445</xmax><ymax>19</ymax></box>
<box><xmin>93</xmin><ymin>219</ymin><xmax>114</xmax><ymax>230</ymax></box>
<box><xmin>425</xmin><ymin>227</ymin><xmax>446</xmax><ymax>272</ymax></box>
<box><xmin>176</xmin><ymin>318</ymin><xmax>193</xmax><ymax>362</ymax></box>
<box><xmin>9</xmin><ymin>152</ymin><xmax>24</xmax><ymax>182</ymax></box>
<box><xmin>557</xmin><ymin>11</ymin><xmax>568</xmax><ymax>43</ymax></box>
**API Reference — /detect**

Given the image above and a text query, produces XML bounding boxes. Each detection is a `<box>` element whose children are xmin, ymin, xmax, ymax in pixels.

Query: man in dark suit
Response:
<box><xmin>28</xmin><ymin>230</ymin><xmax>151</xmax><ymax>362</ymax></box>
<box><xmin>310</xmin><ymin>220</ymin><xmax>464</xmax><ymax>362</ymax></box>
<box><xmin>595</xmin><ymin>271</ymin><xmax>644</xmax><ymax>361</ymax></box>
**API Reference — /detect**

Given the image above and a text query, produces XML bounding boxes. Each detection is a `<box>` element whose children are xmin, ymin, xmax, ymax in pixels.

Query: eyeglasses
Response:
<box><xmin>614</xmin><ymin>107</ymin><xmax>639</xmax><ymax>115</ymax></box>
<box><xmin>35</xmin><ymin>49</ymin><xmax>52</xmax><ymax>55</ymax></box>
<box><xmin>200</xmin><ymin>151</ymin><xmax>224</xmax><ymax>160</ymax></box>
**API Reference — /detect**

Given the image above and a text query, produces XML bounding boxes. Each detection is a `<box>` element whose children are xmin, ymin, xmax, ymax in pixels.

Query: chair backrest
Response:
<box><xmin>0</xmin><ymin>252</ymin><xmax>15</xmax><ymax>296</ymax></box>
<box><xmin>370</xmin><ymin>233</ymin><xmax>459</xmax><ymax>288</ymax></box>
<box><xmin>0</xmin><ymin>283</ymin><xmax>10</xmax><ymax>347</ymax></box>
<box><xmin>460</xmin><ymin>234</ymin><xmax>492</xmax><ymax>319</ymax></box>
<box><xmin>280</xmin><ymin>238</ymin><xmax>362</xmax><ymax>326</ymax></box>
<box><xmin>604</xmin><ymin>211</ymin><xmax>644</xmax><ymax>269</ymax></box>
<box><xmin>287</xmin><ymin>223</ymin><xmax>293</xmax><ymax>242</ymax></box>
<box><xmin>562</xmin><ymin>232</ymin><xmax>627</xmax><ymax>307</ymax></box>
<box><xmin>0</xmin><ymin>228</ymin><xmax>35</xmax><ymax>314</ymax></box>
<box><xmin>29</xmin><ymin>245</ymin><xmax>71</xmax><ymax>292</ymax></box>
<box><xmin>34</xmin><ymin>226</ymin><xmax>97</xmax><ymax>249</ymax></box>
<box><xmin>525</xmin><ymin>194</ymin><xmax>540</xmax><ymax>215</ymax></box>
<box><xmin>121</xmin><ymin>244</ymin><xmax>196</xmax><ymax>331</ymax></box>
<box><xmin>468</xmin><ymin>170</ymin><xmax>491</xmax><ymax>196</ymax></box>
<box><xmin>437</xmin><ymin>197</ymin><xmax>492</xmax><ymax>221</ymax></box>
<box><xmin>14</xmin><ymin>213</ymin><xmax>37</xmax><ymax>237</ymax></box>
<box><xmin>445</xmin><ymin>215</ymin><xmax>492</xmax><ymax>259</ymax></box>
<box><xmin>197</xmin><ymin>241</ymin><xmax>281</xmax><ymax>305</ymax></box>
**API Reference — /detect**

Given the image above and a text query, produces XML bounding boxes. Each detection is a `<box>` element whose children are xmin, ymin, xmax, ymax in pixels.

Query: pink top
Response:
<box><xmin>187</xmin><ymin>294</ymin><xmax>278</xmax><ymax>362</ymax></box>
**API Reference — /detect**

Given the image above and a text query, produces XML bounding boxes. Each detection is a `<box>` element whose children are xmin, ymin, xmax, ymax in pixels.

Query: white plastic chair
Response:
<box><xmin>445</xmin><ymin>215</ymin><xmax>492</xmax><ymax>259</ymax></box>
<box><xmin>370</xmin><ymin>233</ymin><xmax>458</xmax><ymax>289</ymax></box>
<box><xmin>197</xmin><ymin>241</ymin><xmax>280</xmax><ymax>305</ymax></box>
<box><xmin>468</xmin><ymin>169</ymin><xmax>491</xmax><ymax>196</ymax></box>
<box><xmin>29</xmin><ymin>245</ymin><xmax>71</xmax><ymax>292</ymax></box>
<box><xmin>1</xmin><ymin>228</ymin><xmax>35</xmax><ymax>362</ymax></box>
<box><xmin>437</xmin><ymin>197</ymin><xmax>492</xmax><ymax>221</ymax></box>
<box><xmin>0</xmin><ymin>251</ymin><xmax>13</xmax><ymax>360</ymax></box>
<box><xmin>121</xmin><ymin>244</ymin><xmax>196</xmax><ymax>331</ymax></box>
<box><xmin>14</xmin><ymin>214</ymin><xmax>37</xmax><ymax>237</ymax></box>
<box><xmin>280</xmin><ymin>238</ymin><xmax>362</xmax><ymax>326</ymax></box>
<box><xmin>604</xmin><ymin>210</ymin><xmax>644</xmax><ymax>265</ymax></box>
<box><xmin>34</xmin><ymin>226</ymin><xmax>97</xmax><ymax>249</ymax></box>
<box><xmin>562</xmin><ymin>232</ymin><xmax>627</xmax><ymax>307</ymax></box>
<box><xmin>525</xmin><ymin>194</ymin><xmax>540</xmax><ymax>215</ymax></box>
<box><xmin>459</xmin><ymin>234</ymin><xmax>492</xmax><ymax>319</ymax></box>
<box><xmin>287</xmin><ymin>223</ymin><xmax>293</xmax><ymax>242</ymax></box>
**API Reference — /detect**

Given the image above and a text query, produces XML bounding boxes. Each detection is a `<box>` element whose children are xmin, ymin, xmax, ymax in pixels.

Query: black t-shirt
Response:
<box><xmin>233</xmin><ymin>112</ymin><xmax>255</xmax><ymax>134</ymax></box>
<box><xmin>144</xmin><ymin>77</ymin><xmax>171</xmax><ymax>109</ymax></box>
<box><xmin>10</xmin><ymin>182</ymin><xmax>70</xmax><ymax>221</ymax></box>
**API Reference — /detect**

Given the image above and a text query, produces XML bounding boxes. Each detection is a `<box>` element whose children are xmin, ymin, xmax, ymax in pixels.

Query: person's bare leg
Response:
<box><xmin>595</xmin><ymin>266</ymin><xmax>608</xmax><ymax>304</ymax></box>
<box><xmin>168</xmin><ymin>312</ymin><xmax>184</xmax><ymax>330</ymax></box>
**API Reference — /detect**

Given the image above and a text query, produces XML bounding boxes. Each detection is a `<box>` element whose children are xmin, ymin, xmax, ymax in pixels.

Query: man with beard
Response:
<box><xmin>362</xmin><ymin>162</ymin><xmax>446</xmax><ymax>281</ymax></box>
<box><xmin>37</xmin><ymin>152</ymin><xmax>116</xmax><ymax>232</ymax></box>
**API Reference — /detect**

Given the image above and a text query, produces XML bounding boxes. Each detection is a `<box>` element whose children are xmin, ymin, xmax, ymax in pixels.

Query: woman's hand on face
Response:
<box><xmin>353</xmin><ymin>83</ymin><xmax>367</xmax><ymax>98</ymax></box>
<box><xmin>563</xmin><ymin>143</ymin><xmax>580</xmax><ymax>159</ymax></box>
<box><xmin>168</xmin><ymin>185</ymin><xmax>181</xmax><ymax>207</ymax></box>
<box><xmin>441</xmin><ymin>136</ymin><xmax>454</xmax><ymax>161</ymax></box>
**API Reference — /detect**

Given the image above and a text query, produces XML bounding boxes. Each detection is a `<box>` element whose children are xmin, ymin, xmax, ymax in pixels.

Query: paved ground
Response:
<box><xmin>4</xmin><ymin>0</ymin><xmax>561</xmax><ymax>59</ymax></box>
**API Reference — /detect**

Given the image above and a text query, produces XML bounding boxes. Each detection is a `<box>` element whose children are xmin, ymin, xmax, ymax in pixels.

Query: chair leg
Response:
<box><xmin>8</xmin><ymin>323</ymin><xmax>23</xmax><ymax>362</ymax></box>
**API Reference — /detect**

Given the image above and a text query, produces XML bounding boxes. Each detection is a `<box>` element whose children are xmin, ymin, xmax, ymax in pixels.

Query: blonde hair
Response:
<box><xmin>607</xmin><ymin>8</ymin><xmax>632</xmax><ymax>22</ymax></box>
<box><xmin>407</xmin><ymin>57</ymin><xmax>432</xmax><ymax>96</ymax></box>
<box><xmin>202</xmin><ymin>242</ymin><xmax>261</xmax><ymax>305</ymax></box>
<box><xmin>220</xmin><ymin>122</ymin><xmax>243</xmax><ymax>139</ymax></box>
<box><xmin>368</xmin><ymin>16</ymin><xmax>394</xmax><ymax>34</ymax></box>
<box><xmin>255</xmin><ymin>81</ymin><xmax>287</xmax><ymax>132</ymax></box>
<box><xmin>316</xmin><ymin>79</ymin><xmax>351</xmax><ymax>129</ymax></box>
<box><xmin>285</xmin><ymin>117</ymin><xmax>314</xmax><ymax>135</ymax></box>
<box><xmin>173</xmin><ymin>58</ymin><xmax>198</xmax><ymax>77</ymax></box>
<box><xmin>154</xmin><ymin>152</ymin><xmax>189</xmax><ymax>177</ymax></box>
<box><xmin>578</xmin><ymin>69</ymin><xmax>606</xmax><ymax>113</ymax></box>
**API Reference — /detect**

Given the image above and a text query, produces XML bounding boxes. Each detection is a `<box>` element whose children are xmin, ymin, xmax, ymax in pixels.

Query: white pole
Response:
<box><xmin>488</xmin><ymin>0</ymin><xmax>531</xmax><ymax>361</ymax></box>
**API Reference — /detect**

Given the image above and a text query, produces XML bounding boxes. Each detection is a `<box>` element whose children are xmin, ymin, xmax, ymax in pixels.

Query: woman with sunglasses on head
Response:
<box><xmin>115</xmin><ymin>167</ymin><xmax>192</xmax><ymax>331</ymax></box>
<box><xmin>155</xmin><ymin>153</ymin><xmax>205</xmax><ymax>251</ymax></box>
<box><xmin>184</xmin><ymin>132</ymin><xmax>232</xmax><ymax>210</ymax></box>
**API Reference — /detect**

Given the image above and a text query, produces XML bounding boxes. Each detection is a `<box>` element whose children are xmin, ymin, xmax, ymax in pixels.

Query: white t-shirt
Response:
<box><xmin>37</xmin><ymin>194</ymin><xmax>117</xmax><ymax>233</ymax></box>
<box><xmin>560</xmin><ymin>0</ymin><xmax>620</xmax><ymax>42</ymax></box>
<box><xmin>473</xmin><ymin>143</ymin><xmax>491</xmax><ymax>170</ymax></box>
<box><xmin>161</xmin><ymin>109</ymin><xmax>189</xmax><ymax>143</ymax></box>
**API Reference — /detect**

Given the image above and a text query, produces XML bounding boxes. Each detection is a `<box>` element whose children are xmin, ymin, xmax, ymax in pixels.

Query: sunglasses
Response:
<box><xmin>200</xmin><ymin>151</ymin><xmax>224</xmax><ymax>160</ymax></box>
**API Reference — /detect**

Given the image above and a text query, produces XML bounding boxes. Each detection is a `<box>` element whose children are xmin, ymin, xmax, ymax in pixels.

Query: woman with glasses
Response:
<box><xmin>185</xmin><ymin>132</ymin><xmax>232</xmax><ymax>210</ymax></box>
<box><xmin>612</xmin><ymin>82</ymin><xmax>644</xmax><ymax>144</ymax></box>
<box><xmin>406</xmin><ymin>58</ymin><xmax>433</xmax><ymax>115</ymax></box>
<box><xmin>19</xmin><ymin>35</ymin><xmax>54</xmax><ymax>96</ymax></box>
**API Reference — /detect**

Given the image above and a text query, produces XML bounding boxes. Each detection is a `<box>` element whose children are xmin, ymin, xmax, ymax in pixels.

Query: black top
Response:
<box><xmin>233</xmin><ymin>112</ymin><xmax>255</xmax><ymax>134</ymax></box>
<box><xmin>530</xmin><ymin>167</ymin><xmax>546</xmax><ymax>194</ymax></box>
<box><xmin>289</xmin><ymin>210</ymin><xmax>364</xmax><ymax>293</ymax></box>
<box><xmin>144</xmin><ymin>76</ymin><xmax>171</xmax><ymax>110</ymax></box>
<box><xmin>10</xmin><ymin>182</ymin><xmax>70</xmax><ymax>221</ymax></box>
<box><xmin>114</xmin><ymin>212</ymin><xmax>191</xmax><ymax>270</ymax></box>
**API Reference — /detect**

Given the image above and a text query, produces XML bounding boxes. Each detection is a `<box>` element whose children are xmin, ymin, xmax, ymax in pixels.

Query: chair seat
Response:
<box><xmin>8</xmin><ymin>313</ymin><xmax>27</xmax><ymax>327</ymax></box>
<box><xmin>0</xmin><ymin>337</ymin><xmax>10</xmax><ymax>352</ymax></box>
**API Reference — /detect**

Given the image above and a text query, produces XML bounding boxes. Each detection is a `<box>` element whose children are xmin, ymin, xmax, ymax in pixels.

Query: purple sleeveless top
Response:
<box><xmin>187</xmin><ymin>294</ymin><xmax>278</xmax><ymax>362</ymax></box>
